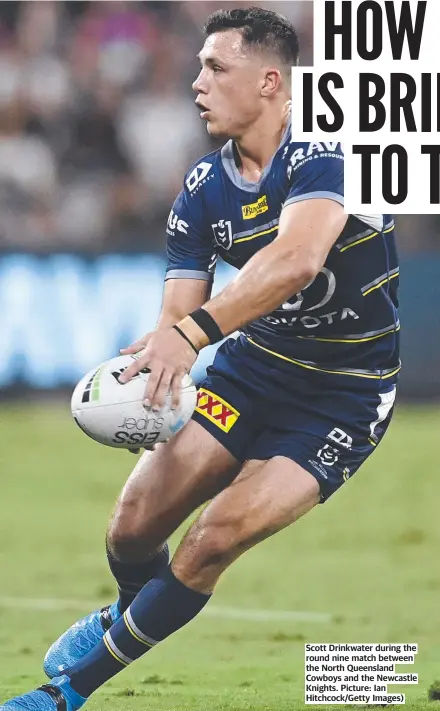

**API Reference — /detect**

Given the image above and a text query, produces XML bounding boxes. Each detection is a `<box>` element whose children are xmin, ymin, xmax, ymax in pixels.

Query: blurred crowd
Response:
<box><xmin>0</xmin><ymin>1</ymin><xmax>436</xmax><ymax>254</ymax></box>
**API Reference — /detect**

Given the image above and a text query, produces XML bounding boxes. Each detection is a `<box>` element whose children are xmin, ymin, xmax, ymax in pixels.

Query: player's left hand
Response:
<box><xmin>118</xmin><ymin>328</ymin><xmax>198</xmax><ymax>409</ymax></box>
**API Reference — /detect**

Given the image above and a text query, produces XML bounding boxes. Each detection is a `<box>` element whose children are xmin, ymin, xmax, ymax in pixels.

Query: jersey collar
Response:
<box><xmin>221</xmin><ymin>115</ymin><xmax>291</xmax><ymax>193</ymax></box>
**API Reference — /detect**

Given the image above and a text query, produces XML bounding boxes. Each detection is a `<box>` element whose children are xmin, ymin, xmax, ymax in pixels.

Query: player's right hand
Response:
<box><xmin>120</xmin><ymin>334</ymin><xmax>152</xmax><ymax>355</ymax></box>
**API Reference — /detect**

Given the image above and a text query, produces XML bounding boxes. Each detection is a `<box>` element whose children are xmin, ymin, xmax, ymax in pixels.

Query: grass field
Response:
<box><xmin>1</xmin><ymin>401</ymin><xmax>440</xmax><ymax>710</ymax></box>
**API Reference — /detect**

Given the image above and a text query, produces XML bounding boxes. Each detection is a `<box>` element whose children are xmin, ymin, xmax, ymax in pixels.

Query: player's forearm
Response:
<box><xmin>156</xmin><ymin>278</ymin><xmax>212</xmax><ymax>330</ymax></box>
<box><xmin>178</xmin><ymin>242</ymin><xmax>321</xmax><ymax>348</ymax></box>
<box><xmin>156</xmin><ymin>311</ymin><xmax>186</xmax><ymax>330</ymax></box>
<box><xmin>209</xmin><ymin>243</ymin><xmax>319</xmax><ymax>333</ymax></box>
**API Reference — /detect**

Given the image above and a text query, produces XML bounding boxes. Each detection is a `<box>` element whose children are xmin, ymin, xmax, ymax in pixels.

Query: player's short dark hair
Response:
<box><xmin>204</xmin><ymin>6</ymin><xmax>300</xmax><ymax>68</ymax></box>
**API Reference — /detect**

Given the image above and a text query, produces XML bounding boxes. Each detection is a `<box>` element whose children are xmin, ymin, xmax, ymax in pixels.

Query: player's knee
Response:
<box><xmin>180</xmin><ymin>518</ymin><xmax>243</xmax><ymax>573</ymax></box>
<box><xmin>108</xmin><ymin>474</ymin><xmax>167</xmax><ymax>551</ymax></box>
<box><xmin>107</xmin><ymin>527</ymin><xmax>141</xmax><ymax>562</ymax></box>
<box><xmin>107</xmin><ymin>509</ymin><xmax>159</xmax><ymax>562</ymax></box>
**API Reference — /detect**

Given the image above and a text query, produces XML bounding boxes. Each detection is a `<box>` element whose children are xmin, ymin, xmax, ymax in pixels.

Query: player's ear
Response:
<box><xmin>260</xmin><ymin>68</ymin><xmax>282</xmax><ymax>98</ymax></box>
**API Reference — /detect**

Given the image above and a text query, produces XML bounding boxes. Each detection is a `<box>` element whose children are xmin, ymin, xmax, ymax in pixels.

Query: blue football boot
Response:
<box><xmin>44</xmin><ymin>603</ymin><xmax>120</xmax><ymax>679</ymax></box>
<box><xmin>0</xmin><ymin>675</ymin><xmax>87</xmax><ymax>711</ymax></box>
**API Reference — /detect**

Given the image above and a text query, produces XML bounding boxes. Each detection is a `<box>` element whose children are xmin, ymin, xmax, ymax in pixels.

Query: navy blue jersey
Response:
<box><xmin>165</xmin><ymin>121</ymin><xmax>400</xmax><ymax>385</ymax></box>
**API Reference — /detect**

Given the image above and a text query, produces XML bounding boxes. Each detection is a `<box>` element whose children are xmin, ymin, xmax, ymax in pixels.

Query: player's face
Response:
<box><xmin>193</xmin><ymin>30</ymin><xmax>267</xmax><ymax>138</ymax></box>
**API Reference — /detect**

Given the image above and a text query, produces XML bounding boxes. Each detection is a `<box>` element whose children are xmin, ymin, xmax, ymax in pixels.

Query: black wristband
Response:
<box><xmin>172</xmin><ymin>325</ymin><xmax>199</xmax><ymax>355</ymax></box>
<box><xmin>189</xmin><ymin>308</ymin><xmax>224</xmax><ymax>344</ymax></box>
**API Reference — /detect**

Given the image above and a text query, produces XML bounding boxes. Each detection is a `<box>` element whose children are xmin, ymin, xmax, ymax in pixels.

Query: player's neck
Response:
<box><xmin>234</xmin><ymin>103</ymin><xmax>290</xmax><ymax>184</ymax></box>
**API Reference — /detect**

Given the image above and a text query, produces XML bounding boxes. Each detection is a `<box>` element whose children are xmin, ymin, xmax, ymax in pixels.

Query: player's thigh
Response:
<box><xmin>173</xmin><ymin>456</ymin><xmax>320</xmax><ymax>587</ymax></box>
<box><xmin>212</xmin><ymin>455</ymin><xmax>321</xmax><ymax>535</ymax></box>
<box><xmin>108</xmin><ymin>420</ymin><xmax>239</xmax><ymax>557</ymax></box>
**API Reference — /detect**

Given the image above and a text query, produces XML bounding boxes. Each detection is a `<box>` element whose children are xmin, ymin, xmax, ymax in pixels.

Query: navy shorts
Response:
<box><xmin>192</xmin><ymin>336</ymin><xmax>397</xmax><ymax>503</ymax></box>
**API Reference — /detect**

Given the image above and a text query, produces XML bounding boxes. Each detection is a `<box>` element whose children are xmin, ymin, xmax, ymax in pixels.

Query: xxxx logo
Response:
<box><xmin>195</xmin><ymin>388</ymin><xmax>240</xmax><ymax>433</ymax></box>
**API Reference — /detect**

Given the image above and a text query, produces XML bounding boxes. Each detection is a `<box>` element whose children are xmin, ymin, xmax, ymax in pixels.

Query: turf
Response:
<box><xmin>0</xmin><ymin>402</ymin><xmax>439</xmax><ymax>710</ymax></box>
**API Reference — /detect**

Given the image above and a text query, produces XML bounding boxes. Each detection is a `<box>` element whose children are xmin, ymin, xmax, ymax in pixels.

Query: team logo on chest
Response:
<box><xmin>211</xmin><ymin>219</ymin><xmax>233</xmax><ymax>250</ymax></box>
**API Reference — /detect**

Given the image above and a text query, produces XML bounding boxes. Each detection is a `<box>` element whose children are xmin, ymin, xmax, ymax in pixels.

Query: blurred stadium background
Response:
<box><xmin>0</xmin><ymin>2</ymin><xmax>440</xmax><ymax>709</ymax></box>
<box><xmin>0</xmin><ymin>0</ymin><xmax>438</xmax><ymax>395</ymax></box>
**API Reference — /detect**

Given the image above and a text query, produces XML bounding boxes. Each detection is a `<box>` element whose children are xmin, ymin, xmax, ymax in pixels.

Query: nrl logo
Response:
<box><xmin>211</xmin><ymin>219</ymin><xmax>233</xmax><ymax>250</ymax></box>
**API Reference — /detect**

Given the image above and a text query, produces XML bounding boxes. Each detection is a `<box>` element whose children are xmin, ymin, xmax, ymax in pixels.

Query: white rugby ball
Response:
<box><xmin>71</xmin><ymin>355</ymin><xmax>197</xmax><ymax>449</ymax></box>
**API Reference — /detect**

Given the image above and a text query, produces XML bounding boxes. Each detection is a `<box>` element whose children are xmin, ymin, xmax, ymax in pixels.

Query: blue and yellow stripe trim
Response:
<box><xmin>339</xmin><ymin>223</ymin><xmax>395</xmax><ymax>253</ymax></box>
<box><xmin>234</xmin><ymin>225</ymin><xmax>278</xmax><ymax>243</ymax></box>
<box><xmin>246</xmin><ymin>337</ymin><xmax>401</xmax><ymax>380</ymax></box>
<box><xmin>123</xmin><ymin>609</ymin><xmax>157</xmax><ymax>648</ymax></box>
<box><xmin>296</xmin><ymin>324</ymin><xmax>400</xmax><ymax>344</ymax></box>
<box><xmin>103</xmin><ymin>632</ymin><xmax>131</xmax><ymax>667</ymax></box>
<box><xmin>362</xmin><ymin>268</ymin><xmax>400</xmax><ymax>297</ymax></box>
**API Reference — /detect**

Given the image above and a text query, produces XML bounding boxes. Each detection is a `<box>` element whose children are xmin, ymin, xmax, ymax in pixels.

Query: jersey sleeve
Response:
<box><xmin>165</xmin><ymin>184</ymin><xmax>216</xmax><ymax>282</ymax></box>
<box><xmin>284</xmin><ymin>142</ymin><xmax>344</xmax><ymax>209</ymax></box>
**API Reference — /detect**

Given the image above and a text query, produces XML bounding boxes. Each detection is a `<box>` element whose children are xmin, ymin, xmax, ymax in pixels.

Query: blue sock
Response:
<box><xmin>107</xmin><ymin>542</ymin><xmax>170</xmax><ymax>613</ymax></box>
<box><xmin>68</xmin><ymin>566</ymin><xmax>210</xmax><ymax>697</ymax></box>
